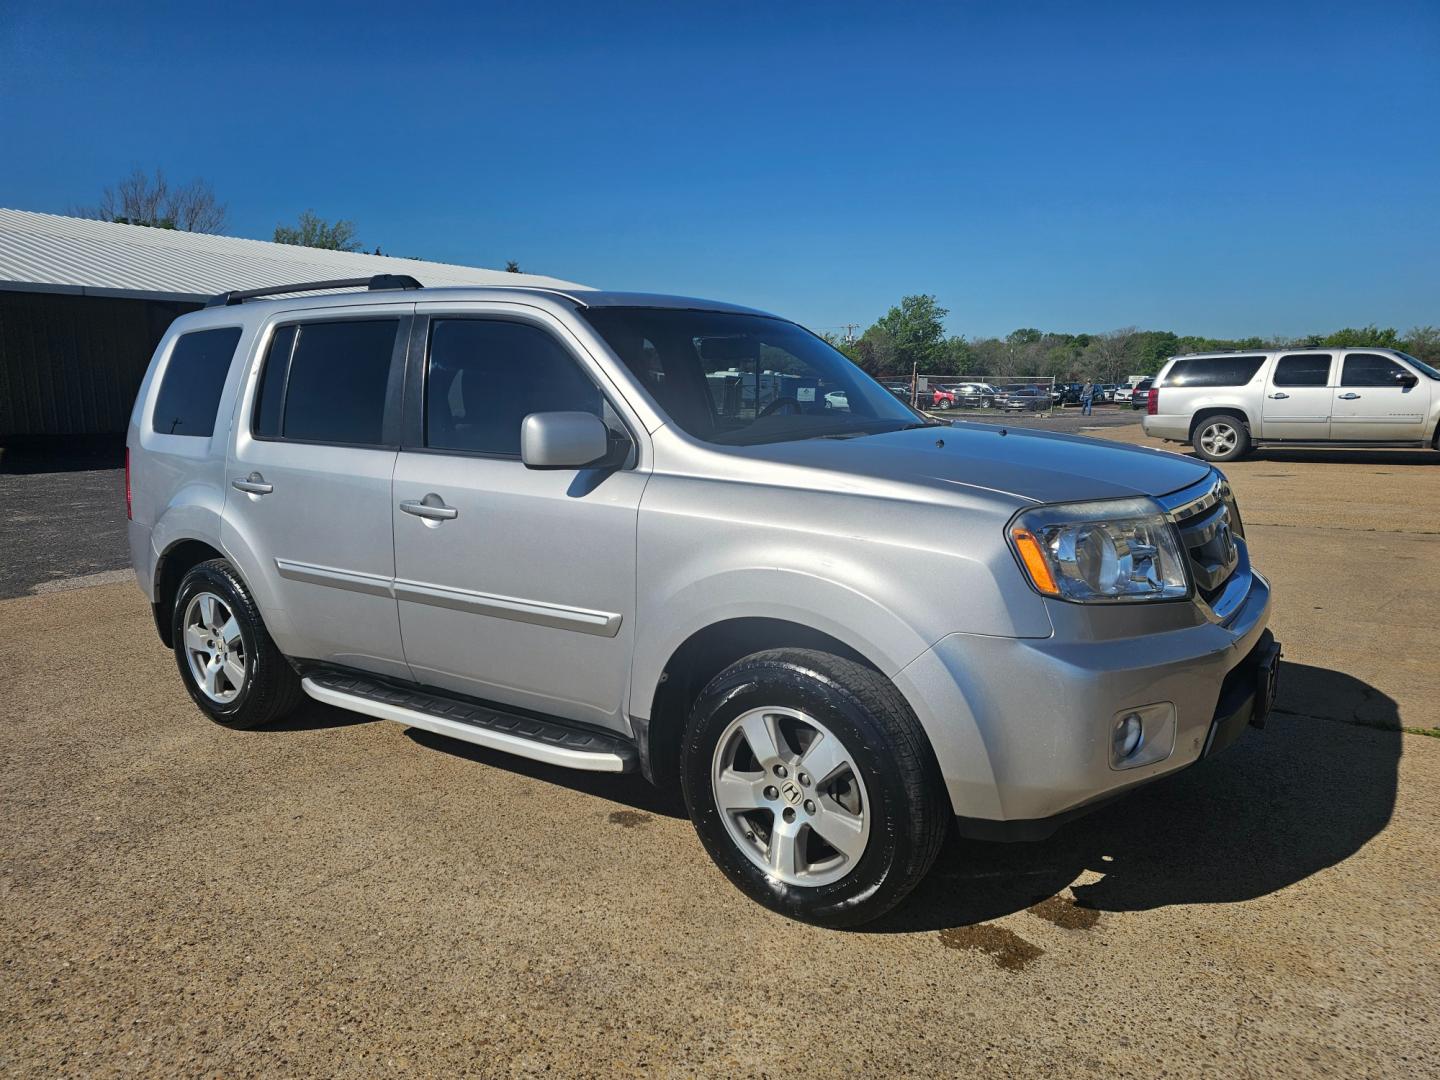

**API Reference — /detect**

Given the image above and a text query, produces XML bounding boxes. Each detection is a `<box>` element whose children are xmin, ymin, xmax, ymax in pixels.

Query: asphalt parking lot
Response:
<box><xmin>2</xmin><ymin>423</ymin><xmax>1437</xmax><ymax>1077</ymax></box>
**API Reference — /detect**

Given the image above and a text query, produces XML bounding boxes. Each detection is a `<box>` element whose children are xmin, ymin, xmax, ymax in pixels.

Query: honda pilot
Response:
<box><xmin>127</xmin><ymin>276</ymin><xmax>1279</xmax><ymax>926</ymax></box>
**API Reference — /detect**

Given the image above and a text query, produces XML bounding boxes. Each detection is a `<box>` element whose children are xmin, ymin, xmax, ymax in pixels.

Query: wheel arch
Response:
<box><xmin>636</xmin><ymin>617</ymin><xmax>883</xmax><ymax>790</ymax></box>
<box><xmin>151</xmin><ymin>538</ymin><xmax>228</xmax><ymax>647</ymax></box>
<box><xmin>1189</xmin><ymin>405</ymin><xmax>1253</xmax><ymax>441</ymax></box>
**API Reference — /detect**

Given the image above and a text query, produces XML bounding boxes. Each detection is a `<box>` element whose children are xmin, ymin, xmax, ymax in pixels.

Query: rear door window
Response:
<box><xmin>1272</xmin><ymin>354</ymin><xmax>1332</xmax><ymax>387</ymax></box>
<box><xmin>151</xmin><ymin>327</ymin><xmax>243</xmax><ymax>436</ymax></box>
<box><xmin>252</xmin><ymin>319</ymin><xmax>399</xmax><ymax>446</ymax></box>
<box><xmin>1341</xmin><ymin>353</ymin><xmax>1409</xmax><ymax>387</ymax></box>
<box><xmin>1163</xmin><ymin>356</ymin><xmax>1266</xmax><ymax>387</ymax></box>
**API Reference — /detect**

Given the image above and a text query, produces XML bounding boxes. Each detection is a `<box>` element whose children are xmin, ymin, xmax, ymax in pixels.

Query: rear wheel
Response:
<box><xmin>1192</xmin><ymin>413</ymin><xmax>1251</xmax><ymax>462</ymax></box>
<box><xmin>681</xmin><ymin>649</ymin><xmax>948</xmax><ymax>927</ymax></box>
<box><xmin>172</xmin><ymin>559</ymin><xmax>303</xmax><ymax>729</ymax></box>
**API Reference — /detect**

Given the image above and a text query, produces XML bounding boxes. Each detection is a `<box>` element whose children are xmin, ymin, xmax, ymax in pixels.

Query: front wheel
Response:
<box><xmin>681</xmin><ymin>649</ymin><xmax>949</xmax><ymax>927</ymax></box>
<box><xmin>1192</xmin><ymin>414</ymin><xmax>1251</xmax><ymax>462</ymax></box>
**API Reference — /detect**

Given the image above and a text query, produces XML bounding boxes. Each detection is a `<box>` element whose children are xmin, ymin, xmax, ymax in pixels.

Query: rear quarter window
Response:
<box><xmin>150</xmin><ymin>327</ymin><xmax>243</xmax><ymax>437</ymax></box>
<box><xmin>1163</xmin><ymin>356</ymin><xmax>1266</xmax><ymax>388</ymax></box>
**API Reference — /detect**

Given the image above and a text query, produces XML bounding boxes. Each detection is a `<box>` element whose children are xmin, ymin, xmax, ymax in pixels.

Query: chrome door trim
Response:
<box><xmin>393</xmin><ymin>578</ymin><xmax>623</xmax><ymax>637</ymax></box>
<box><xmin>274</xmin><ymin>558</ymin><xmax>395</xmax><ymax>598</ymax></box>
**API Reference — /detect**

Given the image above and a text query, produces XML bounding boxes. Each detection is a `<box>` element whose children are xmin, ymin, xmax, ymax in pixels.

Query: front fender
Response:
<box><xmin>629</xmin><ymin>566</ymin><xmax>934</xmax><ymax>720</ymax></box>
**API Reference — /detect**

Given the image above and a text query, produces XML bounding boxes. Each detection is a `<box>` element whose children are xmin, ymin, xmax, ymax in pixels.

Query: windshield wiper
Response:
<box><xmin>898</xmin><ymin>420</ymin><xmax>947</xmax><ymax>430</ymax></box>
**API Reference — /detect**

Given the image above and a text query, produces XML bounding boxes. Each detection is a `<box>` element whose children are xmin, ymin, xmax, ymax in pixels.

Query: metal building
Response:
<box><xmin>0</xmin><ymin>209</ymin><xmax>588</xmax><ymax>438</ymax></box>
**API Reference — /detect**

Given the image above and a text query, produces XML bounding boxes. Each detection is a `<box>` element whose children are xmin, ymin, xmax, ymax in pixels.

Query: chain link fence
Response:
<box><xmin>899</xmin><ymin>375</ymin><xmax>1059</xmax><ymax>415</ymax></box>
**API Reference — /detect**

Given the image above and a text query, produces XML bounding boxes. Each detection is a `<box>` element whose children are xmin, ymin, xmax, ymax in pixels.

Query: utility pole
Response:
<box><xmin>842</xmin><ymin>322</ymin><xmax>859</xmax><ymax>344</ymax></box>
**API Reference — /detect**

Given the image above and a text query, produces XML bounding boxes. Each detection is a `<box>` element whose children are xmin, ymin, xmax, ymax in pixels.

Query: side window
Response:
<box><xmin>251</xmin><ymin>319</ymin><xmax>398</xmax><ymax>445</ymax></box>
<box><xmin>1272</xmin><ymin>354</ymin><xmax>1332</xmax><ymax>387</ymax></box>
<box><xmin>1164</xmin><ymin>356</ymin><xmax>1266</xmax><ymax>387</ymax></box>
<box><xmin>1341</xmin><ymin>353</ymin><xmax>1409</xmax><ymax>388</ymax></box>
<box><xmin>252</xmin><ymin>326</ymin><xmax>295</xmax><ymax>438</ymax></box>
<box><xmin>425</xmin><ymin>319</ymin><xmax>603</xmax><ymax>456</ymax></box>
<box><xmin>150</xmin><ymin>327</ymin><xmax>243</xmax><ymax>436</ymax></box>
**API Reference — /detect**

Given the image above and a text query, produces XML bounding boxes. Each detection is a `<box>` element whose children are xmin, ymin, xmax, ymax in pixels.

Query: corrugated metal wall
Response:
<box><xmin>0</xmin><ymin>291</ymin><xmax>198</xmax><ymax>436</ymax></box>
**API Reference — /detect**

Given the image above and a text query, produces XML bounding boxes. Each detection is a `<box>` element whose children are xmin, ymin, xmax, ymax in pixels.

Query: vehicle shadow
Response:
<box><xmin>868</xmin><ymin>661</ymin><xmax>1402</xmax><ymax>932</ymax></box>
<box><xmin>264</xmin><ymin>698</ymin><xmax>379</xmax><ymax>732</ymax></box>
<box><xmin>404</xmin><ymin>727</ymin><xmax>688</xmax><ymax>819</ymax></box>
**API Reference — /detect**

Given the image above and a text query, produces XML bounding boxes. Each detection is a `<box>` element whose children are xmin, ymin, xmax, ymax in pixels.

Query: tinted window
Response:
<box><xmin>1273</xmin><ymin>354</ymin><xmax>1332</xmax><ymax>387</ymax></box>
<box><xmin>150</xmin><ymin>327</ymin><xmax>242</xmax><ymax>436</ymax></box>
<box><xmin>1342</xmin><ymin>353</ymin><xmax>1410</xmax><ymax>387</ymax></box>
<box><xmin>252</xmin><ymin>325</ymin><xmax>296</xmax><ymax>438</ymax></box>
<box><xmin>1163</xmin><ymin>356</ymin><xmax>1265</xmax><ymax>388</ymax></box>
<box><xmin>280</xmin><ymin>320</ymin><xmax>398</xmax><ymax>445</ymax></box>
<box><xmin>425</xmin><ymin>320</ymin><xmax>602</xmax><ymax>455</ymax></box>
<box><xmin>582</xmin><ymin>308</ymin><xmax>920</xmax><ymax>445</ymax></box>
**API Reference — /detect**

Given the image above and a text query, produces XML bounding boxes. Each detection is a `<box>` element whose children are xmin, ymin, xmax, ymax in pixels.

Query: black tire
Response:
<box><xmin>171</xmin><ymin>559</ymin><xmax>303</xmax><ymax>730</ymax></box>
<box><xmin>680</xmin><ymin>648</ymin><xmax>948</xmax><ymax>928</ymax></box>
<box><xmin>1191</xmin><ymin>412</ymin><xmax>1252</xmax><ymax>462</ymax></box>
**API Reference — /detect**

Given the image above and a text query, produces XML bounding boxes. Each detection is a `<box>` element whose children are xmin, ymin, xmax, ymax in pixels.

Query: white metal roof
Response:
<box><xmin>0</xmin><ymin>208</ymin><xmax>592</xmax><ymax>303</ymax></box>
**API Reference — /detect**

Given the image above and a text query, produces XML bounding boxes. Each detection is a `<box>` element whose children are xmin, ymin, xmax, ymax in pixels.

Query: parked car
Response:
<box><xmin>1143</xmin><ymin>349</ymin><xmax>1440</xmax><ymax>461</ymax></box>
<box><xmin>999</xmin><ymin>386</ymin><xmax>1049</xmax><ymax>411</ymax></box>
<box><xmin>1113</xmin><ymin>383</ymin><xmax>1136</xmax><ymax>405</ymax></box>
<box><xmin>952</xmin><ymin>382</ymin><xmax>999</xmax><ymax>408</ymax></box>
<box><xmin>1099</xmin><ymin>384</ymin><xmax>1118</xmax><ymax>402</ymax></box>
<box><xmin>930</xmin><ymin>385</ymin><xmax>959</xmax><ymax>410</ymax></box>
<box><xmin>127</xmin><ymin>276</ymin><xmax>1278</xmax><ymax>927</ymax></box>
<box><xmin>1129</xmin><ymin>378</ymin><xmax>1154</xmax><ymax>410</ymax></box>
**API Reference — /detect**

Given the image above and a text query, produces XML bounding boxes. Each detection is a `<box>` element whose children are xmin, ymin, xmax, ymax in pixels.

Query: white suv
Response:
<box><xmin>1143</xmin><ymin>349</ymin><xmax>1440</xmax><ymax>462</ymax></box>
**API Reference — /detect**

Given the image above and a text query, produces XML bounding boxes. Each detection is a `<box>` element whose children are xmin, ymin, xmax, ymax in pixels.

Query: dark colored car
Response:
<box><xmin>1000</xmin><ymin>387</ymin><xmax>1048</xmax><ymax>411</ymax></box>
<box><xmin>1130</xmin><ymin>378</ymin><xmax>1154</xmax><ymax>410</ymax></box>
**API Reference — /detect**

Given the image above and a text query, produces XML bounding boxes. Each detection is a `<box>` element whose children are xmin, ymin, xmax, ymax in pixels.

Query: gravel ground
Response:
<box><xmin>1</xmin><ymin>424</ymin><xmax>1437</xmax><ymax>1077</ymax></box>
<box><xmin>0</xmin><ymin>441</ymin><xmax>128</xmax><ymax>600</ymax></box>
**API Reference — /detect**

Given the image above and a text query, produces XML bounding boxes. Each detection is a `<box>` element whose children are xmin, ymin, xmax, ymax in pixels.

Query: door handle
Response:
<box><xmin>400</xmin><ymin>495</ymin><xmax>459</xmax><ymax>521</ymax></box>
<box><xmin>232</xmin><ymin>472</ymin><xmax>273</xmax><ymax>495</ymax></box>
<box><xmin>1268</xmin><ymin>392</ymin><xmax>1289</xmax><ymax>400</ymax></box>
<box><xmin>1338</xmin><ymin>392</ymin><xmax>1361</xmax><ymax>400</ymax></box>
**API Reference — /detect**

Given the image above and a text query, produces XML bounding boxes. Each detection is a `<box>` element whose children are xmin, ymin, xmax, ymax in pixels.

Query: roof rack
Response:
<box><xmin>205</xmin><ymin>274</ymin><xmax>422</xmax><ymax>307</ymax></box>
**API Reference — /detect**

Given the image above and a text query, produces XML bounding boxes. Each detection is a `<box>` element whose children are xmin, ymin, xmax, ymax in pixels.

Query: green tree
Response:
<box><xmin>872</xmin><ymin>295</ymin><xmax>950</xmax><ymax>373</ymax></box>
<box><xmin>273</xmin><ymin>210</ymin><xmax>361</xmax><ymax>251</ymax></box>
<box><xmin>505</xmin><ymin>260</ymin><xmax>522</xmax><ymax>273</ymax></box>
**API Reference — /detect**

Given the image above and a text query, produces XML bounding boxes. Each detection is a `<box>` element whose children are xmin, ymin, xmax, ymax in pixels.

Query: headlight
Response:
<box><xmin>1008</xmin><ymin>498</ymin><xmax>1189</xmax><ymax>603</ymax></box>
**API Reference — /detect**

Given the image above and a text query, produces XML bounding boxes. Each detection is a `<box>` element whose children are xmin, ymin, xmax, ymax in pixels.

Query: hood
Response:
<box><xmin>734</xmin><ymin>422</ymin><xmax>1212</xmax><ymax>506</ymax></box>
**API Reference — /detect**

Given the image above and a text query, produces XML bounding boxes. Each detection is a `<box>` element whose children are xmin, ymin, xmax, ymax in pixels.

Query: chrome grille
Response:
<box><xmin>1165</xmin><ymin>476</ymin><xmax>1244</xmax><ymax>605</ymax></box>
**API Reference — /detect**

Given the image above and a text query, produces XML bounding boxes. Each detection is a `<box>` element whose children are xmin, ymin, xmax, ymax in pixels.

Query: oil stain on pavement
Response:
<box><xmin>938</xmin><ymin>924</ymin><xmax>1044</xmax><ymax>971</ymax></box>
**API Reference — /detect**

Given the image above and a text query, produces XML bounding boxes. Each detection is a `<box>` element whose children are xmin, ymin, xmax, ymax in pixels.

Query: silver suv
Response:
<box><xmin>127</xmin><ymin>276</ymin><xmax>1278</xmax><ymax>926</ymax></box>
<box><xmin>1142</xmin><ymin>349</ymin><xmax>1440</xmax><ymax>462</ymax></box>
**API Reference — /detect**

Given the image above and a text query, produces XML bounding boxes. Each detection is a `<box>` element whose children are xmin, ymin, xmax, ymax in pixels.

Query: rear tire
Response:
<box><xmin>171</xmin><ymin>559</ymin><xmax>303</xmax><ymax>730</ymax></box>
<box><xmin>681</xmin><ymin>648</ymin><xmax>948</xmax><ymax>928</ymax></box>
<box><xmin>1192</xmin><ymin>413</ymin><xmax>1251</xmax><ymax>462</ymax></box>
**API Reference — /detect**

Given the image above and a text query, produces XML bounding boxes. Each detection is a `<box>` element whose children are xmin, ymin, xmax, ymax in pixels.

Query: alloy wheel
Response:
<box><xmin>182</xmin><ymin>592</ymin><xmax>247</xmax><ymax>703</ymax></box>
<box><xmin>710</xmin><ymin>706</ymin><xmax>871</xmax><ymax>886</ymax></box>
<box><xmin>1199</xmin><ymin>421</ymin><xmax>1239</xmax><ymax>458</ymax></box>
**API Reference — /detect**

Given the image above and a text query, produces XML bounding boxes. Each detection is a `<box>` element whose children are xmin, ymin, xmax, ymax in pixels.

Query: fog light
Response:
<box><xmin>1114</xmin><ymin>713</ymin><xmax>1144</xmax><ymax>759</ymax></box>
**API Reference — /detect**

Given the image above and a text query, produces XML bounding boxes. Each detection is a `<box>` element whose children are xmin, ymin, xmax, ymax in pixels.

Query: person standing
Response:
<box><xmin>1080</xmin><ymin>381</ymin><xmax>1095</xmax><ymax>416</ymax></box>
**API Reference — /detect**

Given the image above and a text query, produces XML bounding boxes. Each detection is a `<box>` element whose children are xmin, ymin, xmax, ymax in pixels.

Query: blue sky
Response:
<box><xmin>2</xmin><ymin>1</ymin><xmax>1437</xmax><ymax>338</ymax></box>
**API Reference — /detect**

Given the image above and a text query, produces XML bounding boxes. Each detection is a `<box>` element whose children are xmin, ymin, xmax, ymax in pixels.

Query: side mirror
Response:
<box><xmin>1397</xmin><ymin>372</ymin><xmax>1419</xmax><ymax>388</ymax></box>
<box><xmin>521</xmin><ymin>411</ymin><xmax>614</xmax><ymax>470</ymax></box>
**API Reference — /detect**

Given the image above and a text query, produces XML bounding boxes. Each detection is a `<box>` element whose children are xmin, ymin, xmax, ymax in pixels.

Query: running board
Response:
<box><xmin>301</xmin><ymin>671</ymin><xmax>635</xmax><ymax>773</ymax></box>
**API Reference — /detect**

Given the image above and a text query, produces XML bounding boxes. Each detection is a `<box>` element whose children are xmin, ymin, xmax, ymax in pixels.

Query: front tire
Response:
<box><xmin>172</xmin><ymin>559</ymin><xmax>303</xmax><ymax>729</ymax></box>
<box><xmin>1192</xmin><ymin>413</ymin><xmax>1251</xmax><ymax>462</ymax></box>
<box><xmin>681</xmin><ymin>649</ymin><xmax>948</xmax><ymax>928</ymax></box>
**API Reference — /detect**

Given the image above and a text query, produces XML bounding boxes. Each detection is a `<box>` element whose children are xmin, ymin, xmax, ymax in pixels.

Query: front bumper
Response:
<box><xmin>894</xmin><ymin>567</ymin><xmax>1274</xmax><ymax>834</ymax></box>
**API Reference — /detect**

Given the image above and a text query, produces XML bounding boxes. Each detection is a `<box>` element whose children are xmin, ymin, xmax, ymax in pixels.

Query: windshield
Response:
<box><xmin>1396</xmin><ymin>351</ymin><xmax>1440</xmax><ymax>381</ymax></box>
<box><xmin>581</xmin><ymin>307</ymin><xmax>928</xmax><ymax>445</ymax></box>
